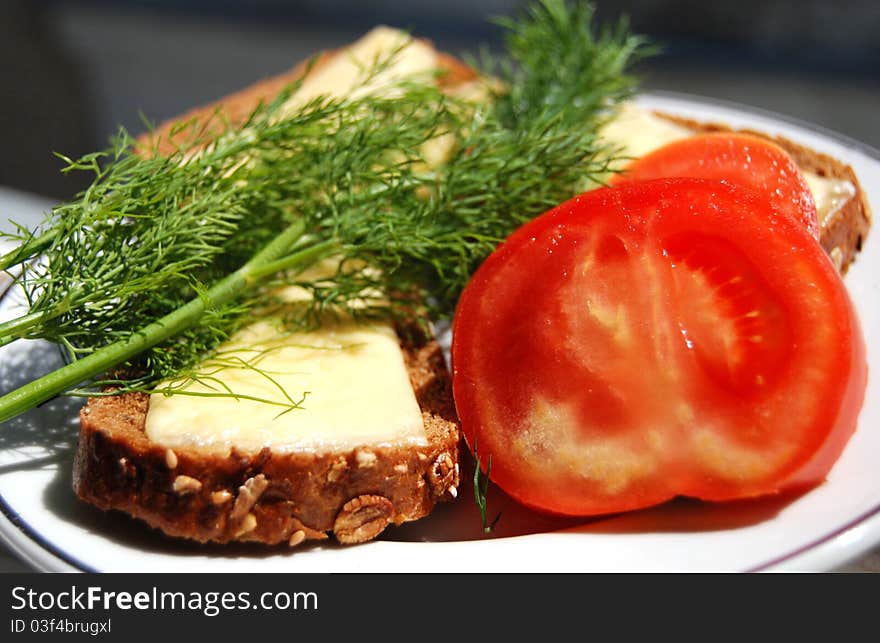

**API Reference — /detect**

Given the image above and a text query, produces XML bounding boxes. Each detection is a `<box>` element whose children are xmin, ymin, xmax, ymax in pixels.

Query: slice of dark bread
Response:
<box><xmin>73</xmin><ymin>322</ymin><xmax>460</xmax><ymax>546</ymax></box>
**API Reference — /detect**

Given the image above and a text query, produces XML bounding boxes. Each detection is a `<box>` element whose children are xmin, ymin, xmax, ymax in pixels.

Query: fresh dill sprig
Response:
<box><xmin>473</xmin><ymin>440</ymin><xmax>502</xmax><ymax>533</ymax></box>
<box><xmin>0</xmin><ymin>0</ymin><xmax>649</xmax><ymax>423</ymax></box>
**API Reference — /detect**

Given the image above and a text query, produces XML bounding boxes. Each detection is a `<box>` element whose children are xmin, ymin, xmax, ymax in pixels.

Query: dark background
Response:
<box><xmin>2</xmin><ymin>0</ymin><xmax>879</xmax><ymax>200</ymax></box>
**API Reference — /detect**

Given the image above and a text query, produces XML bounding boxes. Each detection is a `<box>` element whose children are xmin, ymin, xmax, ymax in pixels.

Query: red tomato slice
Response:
<box><xmin>451</xmin><ymin>178</ymin><xmax>865</xmax><ymax>517</ymax></box>
<box><xmin>610</xmin><ymin>133</ymin><xmax>821</xmax><ymax>240</ymax></box>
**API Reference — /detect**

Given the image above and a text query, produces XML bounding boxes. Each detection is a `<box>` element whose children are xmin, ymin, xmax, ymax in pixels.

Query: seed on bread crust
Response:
<box><xmin>234</xmin><ymin>513</ymin><xmax>258</xmax><ymax>538</ymax></box>
<box><xmin>286</xmin><ymin>517</ymin><xmax>328</xmax><ymax>543</ymax></box>
<box><xmin>211</xmin><ymin>490</ymin><xmax>232</xmax><ymax>505</ymax></box>
<box><xmin>229</xmin><ymin>474</ymin><xmax>268</xmax><ymax>524</ymax></box>
<box><xmin>428</xmin><ymin>452</ymin><xmax>456</xmax><ymax>498</ymax></box>
<box><xmin>165</xmin><ymin>449</ymin><xmax>178</xmax><ymax>470</ymax></box>
<box><xmin>327</xmin><ymin>456</ymin><xmax>347</xmax><ymax>483</ymax></box>
<box><xmin>333</xmin><ymin>495</ymin><xmax>394</xmax><ymax>544</ymax></box>
<box><xmin>355</xmin><ymin>449</ymin><xmax>377</xmax><ymax>468</ymax></box>
<box><xmin>173</xmin><ymin>475</ymin><xmax>202</xmax><ymax>494</ymax></box>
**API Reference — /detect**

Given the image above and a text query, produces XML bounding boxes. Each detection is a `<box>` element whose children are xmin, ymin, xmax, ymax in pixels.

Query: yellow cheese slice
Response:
<box><xmin>146</xmin><ymin>29</ymin><xmax>438</xmax><ymax>454</ymax></box>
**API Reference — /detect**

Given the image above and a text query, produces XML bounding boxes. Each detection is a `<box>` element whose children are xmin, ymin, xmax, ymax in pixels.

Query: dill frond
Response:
<box><xmin>0</xmin><ymin>0</ymin><xmax>649</xmax><ymax>422</ymax></box>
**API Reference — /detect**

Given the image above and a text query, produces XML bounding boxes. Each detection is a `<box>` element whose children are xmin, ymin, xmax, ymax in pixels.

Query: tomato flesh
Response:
<box><xmin>611</xmin><ymin>133</ymin><xmax>821</xmax><ymax>241</ymax></box>
<box><xmin>451</xmin><ymin>178</ymin><xmax>865</xmax><ymax>516</ymax></box>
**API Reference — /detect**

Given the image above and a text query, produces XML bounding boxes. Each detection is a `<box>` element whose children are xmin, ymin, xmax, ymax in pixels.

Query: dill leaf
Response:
<box><xmin>0</xmin><ymin>0</ymin><xmax>649</xmax><ymax>423</ymax></box>
<box><xmin>473</xmin><ymin>440</ymin><xmax>502</xmax><ymax>533</ymax></box>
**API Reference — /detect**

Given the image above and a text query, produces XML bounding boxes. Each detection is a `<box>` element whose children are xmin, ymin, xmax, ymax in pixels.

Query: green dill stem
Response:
<box><xmin>0</xmin><ymin>311</ymin><xmax>48</xmax><ymax>349</ymax></box>
<box><xmin>247</xmin><ymin>239</ymin><xmax>338</xmax><ymax>282</ymax></box>
<box><xmin>0</xmin><ymin>218</ymin><xmax>308</xmax><ymax>424</ymax></box>
<box><xmin>0</xmin><ymin>230</ymin><xmax>57</xmax><ymax>272</ymax></box>
<box><xmin>0</xmin><ymin>289</ymin><xmax>86</xmax><ymax>346</ymax></box>
<box><xmin>0</xmin><ymin>231</ymin><xmax>60</xmax><ymax>346</ymax></box>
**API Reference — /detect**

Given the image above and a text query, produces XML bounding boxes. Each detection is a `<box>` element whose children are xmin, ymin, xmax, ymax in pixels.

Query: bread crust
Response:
<box><xmin>654</xmin><ymin>114</ymin><xmax>872</xmax><ymax>274</ymax></box>
<box><xmin>73</xmin><ymin>323</ymin><xmax>461</xmax><ymax>545</ymax></box>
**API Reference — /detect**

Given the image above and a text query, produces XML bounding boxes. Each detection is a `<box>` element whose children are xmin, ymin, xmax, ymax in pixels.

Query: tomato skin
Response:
<box><xmin>610</xmin><ymin>133</ymin><xmax>821</xmax><ymax>241</ymax></box>
<box><xmin>451</xmin><ymin>178</ymin><xmax>866</xmax><ymax>517</ymax></box>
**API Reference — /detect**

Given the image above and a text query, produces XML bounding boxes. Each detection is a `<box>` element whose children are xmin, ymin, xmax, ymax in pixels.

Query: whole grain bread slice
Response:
<box><xmin>74</xmin><ymin>322</ymin><xmax>460</xmax><ymax>546</ymax></box>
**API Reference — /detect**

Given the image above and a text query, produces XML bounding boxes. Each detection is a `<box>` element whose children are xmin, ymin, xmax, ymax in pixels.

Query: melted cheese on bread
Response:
<box><xmin>145</xmin><ymin>28</ymin><xmax>439</xmax><ymax>454</ymax></box>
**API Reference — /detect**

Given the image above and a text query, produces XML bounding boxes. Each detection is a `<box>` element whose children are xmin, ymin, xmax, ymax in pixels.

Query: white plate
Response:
<box><xmin>1</xmin><ymin>92</ymin><xmax>878</xmax><ymax>573</ymax></box>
